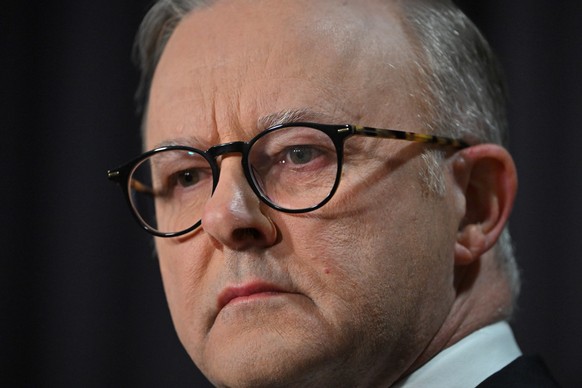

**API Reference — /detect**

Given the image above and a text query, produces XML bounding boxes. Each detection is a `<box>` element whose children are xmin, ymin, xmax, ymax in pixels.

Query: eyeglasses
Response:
<box><xmin>107</xmin><ymin>122</ymin><xmax>469</xmax><ymax>237</ymax></box>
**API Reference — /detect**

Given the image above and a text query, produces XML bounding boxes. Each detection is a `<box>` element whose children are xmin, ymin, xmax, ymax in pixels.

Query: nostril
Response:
<box><xmin>232</xmin><ymin>228</ymin><xmax>263</xmax><ymax>242</ymax></box>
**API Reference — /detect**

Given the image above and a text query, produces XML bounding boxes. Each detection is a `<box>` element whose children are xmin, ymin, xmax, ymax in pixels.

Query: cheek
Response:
<box><xmin>282</xmin><ymin>212</ymin><xmax>392</xmax><ymax>316</ymax></box>
<box><xmin>156</xmin><ymin>242</ymin><xmax>191</xmax><ymax>331</ymax></box>
<box><xmin>155</xmin><ymin>238</ymin><xmax>215</xmax><ymax>355</ymax></box>
<box><xmin>279</xmin><ymin>202</ymin><xmax>455</xmax><ymax>371</ymax></box>
<box><xmin>285</xmin><ymin>171</ymin><xmax>457</xmax><ymax>316</ymax></box>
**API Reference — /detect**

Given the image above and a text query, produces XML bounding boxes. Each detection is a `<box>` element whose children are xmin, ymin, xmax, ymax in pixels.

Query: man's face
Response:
<box><xmin>146</xmin><ymin>0</ymin><xmax>461</xmax><ymax>385</ymax></box>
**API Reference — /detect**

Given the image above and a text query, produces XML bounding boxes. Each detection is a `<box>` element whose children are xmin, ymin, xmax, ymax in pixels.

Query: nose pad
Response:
<box><xmin>201</xmin><ymin>158</ymin><xmax>277</xmax><ymax>250</ymax></box>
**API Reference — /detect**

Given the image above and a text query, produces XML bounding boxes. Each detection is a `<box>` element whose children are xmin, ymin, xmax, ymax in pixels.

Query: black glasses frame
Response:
<box><xmin>108</xmin><ymin>122</ymin><xmax>470</xmax><ymax>237</ymax></box>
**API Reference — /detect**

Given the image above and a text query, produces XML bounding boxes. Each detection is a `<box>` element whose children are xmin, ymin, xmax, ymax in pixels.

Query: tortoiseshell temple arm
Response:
<box><xmin>352</xmin><ymin>125</ymin><xmax>471</xmax><ymax>149</ymax></box>
<box><xmin>130</xmin><ymin>179</ymin><xmax>156</xmax><ymax>196</ymax></box>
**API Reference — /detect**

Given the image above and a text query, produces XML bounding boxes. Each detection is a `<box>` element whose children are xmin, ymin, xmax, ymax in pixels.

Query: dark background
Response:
<box><xmin>1</xmin><ymin>1</ymin><xmax>580</xmax><ymax>386</ymax></box>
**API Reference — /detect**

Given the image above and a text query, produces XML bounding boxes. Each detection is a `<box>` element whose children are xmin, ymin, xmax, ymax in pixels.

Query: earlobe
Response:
<box><xmin>455</xmin><ymin>224</ymin><xmax>488</xmax><ymax>265</ymax></box>
<box><xmin>453</xmin><ymin>144</ymin><xmax>517</xmax><ymax>266</ymax></box>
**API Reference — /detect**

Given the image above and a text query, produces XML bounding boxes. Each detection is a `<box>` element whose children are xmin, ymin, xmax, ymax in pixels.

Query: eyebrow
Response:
<box><xmin>257</xmin><ymin>108</ymin><xmax>337</xmax><ymax>129</ymax></box>
<box><xmin>152</xmin><ymin>136</ymin><xmax>208</xmax><ymax>150</ymax></box>
<box><xmin>152</xmin><ymin>108</ymin><xmax>338</xmax><ymax>150</ymax></box>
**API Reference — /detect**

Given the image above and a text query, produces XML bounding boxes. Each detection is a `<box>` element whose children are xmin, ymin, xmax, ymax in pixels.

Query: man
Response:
<box><xmin>109</xmin><ymin>0</ymin><xmax>558</xmax><ymax>386</ymax></box>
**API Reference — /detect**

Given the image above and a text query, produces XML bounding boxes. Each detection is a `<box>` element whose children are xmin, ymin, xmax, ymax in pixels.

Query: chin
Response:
<box><xmin>202</xmin><ymin>350</ymin><xmax>351</xmax><ymax>388</ymax></box>
<box><xmin>191</xmin><ymin>311</ymin><xmax>358</xmax><ymax>387</ymax></box>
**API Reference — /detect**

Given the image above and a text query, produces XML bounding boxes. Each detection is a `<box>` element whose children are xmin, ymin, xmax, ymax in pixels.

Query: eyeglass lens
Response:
<box><xmin>128</xmin><ymin>125</ymin><xmax>339</xmax><ymax>235</ymax></box>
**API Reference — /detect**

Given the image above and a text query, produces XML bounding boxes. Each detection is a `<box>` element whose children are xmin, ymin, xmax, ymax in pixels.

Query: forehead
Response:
<box><xmin>147</xmin><ymin>0</ymin><xmax>418</xmax><ymax>146</ymax></box>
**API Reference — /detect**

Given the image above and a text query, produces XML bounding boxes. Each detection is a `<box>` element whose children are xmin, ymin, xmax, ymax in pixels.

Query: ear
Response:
<box><xmin>453</xmin><ymin>144</ymin><xmax>518</xmax><ymax>265</ymax></box>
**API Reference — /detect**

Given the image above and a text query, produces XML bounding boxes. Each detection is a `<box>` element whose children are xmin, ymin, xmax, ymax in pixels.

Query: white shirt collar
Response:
<box><xmin>393</xmin><ymin>321</ymin><xmax>522</xmax><ymax>388</ymax></box>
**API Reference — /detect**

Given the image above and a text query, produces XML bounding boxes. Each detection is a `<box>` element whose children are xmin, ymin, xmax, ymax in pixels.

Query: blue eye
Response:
<box><xmin>287</xmin><ymin>146</ymin><xmax>316</xmax><ymax>165</ymax></box>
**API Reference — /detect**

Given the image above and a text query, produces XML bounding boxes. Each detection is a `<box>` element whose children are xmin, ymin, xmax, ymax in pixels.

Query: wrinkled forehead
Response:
<box><xmin>147</xmin><ymin>0</ymin><xmax>419</xmax><ymax>145</ymax></box>
<box><xmin>160</xmin><ymin>1</ymin><xmax>410</xmax><ymax>71</ymax></box>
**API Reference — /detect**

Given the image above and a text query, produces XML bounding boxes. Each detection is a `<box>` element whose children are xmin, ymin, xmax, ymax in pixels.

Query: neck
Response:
<box><xmin>402</xmin><ymin>253</ymin><xmax>513</xmax><ymax>378</ymax></box>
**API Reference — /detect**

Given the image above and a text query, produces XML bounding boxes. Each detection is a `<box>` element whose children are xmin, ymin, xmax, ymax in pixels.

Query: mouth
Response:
<box><xmin>217</xmin><ymin>281</ymin><xmax>289</xmax><ymax>311</ymax></box>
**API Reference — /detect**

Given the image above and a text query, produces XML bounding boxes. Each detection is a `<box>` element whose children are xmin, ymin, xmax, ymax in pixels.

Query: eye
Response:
<box><xmin>287</xmin><ymin>146</ymin><xmax>317</xmax><ymax>165</ymax></box>
<box><xmin>175</xmin><ymin>169</ymin><xmax>202</xmax><ymax>188</ymax></box>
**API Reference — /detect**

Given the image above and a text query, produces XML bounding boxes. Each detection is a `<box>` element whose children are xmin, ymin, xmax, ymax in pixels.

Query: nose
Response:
<box><xmin>201</xmin><ymin>157</ymin><xmax>278</xmax><ymax>250</ymax></box>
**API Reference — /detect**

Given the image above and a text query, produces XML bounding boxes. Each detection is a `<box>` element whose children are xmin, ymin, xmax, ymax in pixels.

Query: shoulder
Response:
<box><xmin>477</xmin><ymin>355</ymin><xmax>560</xmax><ymax>387</ymax></box>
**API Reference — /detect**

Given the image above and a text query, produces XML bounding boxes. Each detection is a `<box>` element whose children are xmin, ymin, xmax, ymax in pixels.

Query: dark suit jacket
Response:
<box><xmin>477</xmin><ymin>356</ymin><xmax>559</xmax><ymax>387</ymax></box>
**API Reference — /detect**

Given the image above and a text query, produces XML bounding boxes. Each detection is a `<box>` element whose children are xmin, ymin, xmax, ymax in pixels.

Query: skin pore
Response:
<box><xmin>145</xmin><ymin>0</ymin><xmax>516</xmax><ymax>386</ymax></box>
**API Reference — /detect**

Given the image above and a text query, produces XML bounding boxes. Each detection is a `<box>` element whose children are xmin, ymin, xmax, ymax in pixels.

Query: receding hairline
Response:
<box><xmin>145</xmin><ymin>0</ymin><xmax>433</xmax><ymax>127</ymax></box>
<box><xmin>136</xmin><ymin>0</ymin><xmax>445</xmax><ymax>120</ymax></box>
<box><xmin>170</xmin><ymin>0</ymin><xmax>420</xmax><ymax>61</ymax></box>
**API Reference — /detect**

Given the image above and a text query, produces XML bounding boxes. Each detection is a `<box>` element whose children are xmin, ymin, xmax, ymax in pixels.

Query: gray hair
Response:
<box><xmin>399</xmin><ymin>0</ymin><xmax>520</xmax><ymax>307</ymax></box>
<box><xmin>133</xmin><ymin>0</ymin><xmax>211</xmax><ymax>113</ymax></box>
<box><xmin>133</xmin><ymin>0</ymin><xmax>520</xmax><ymax>305</ymax></box>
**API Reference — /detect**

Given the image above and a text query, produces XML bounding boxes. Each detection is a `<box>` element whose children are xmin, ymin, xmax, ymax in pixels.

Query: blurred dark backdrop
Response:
<box><xmin>1</xmin><ymin>1</ymin><xmax>580</xmax><ymax>386</ymax></box>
